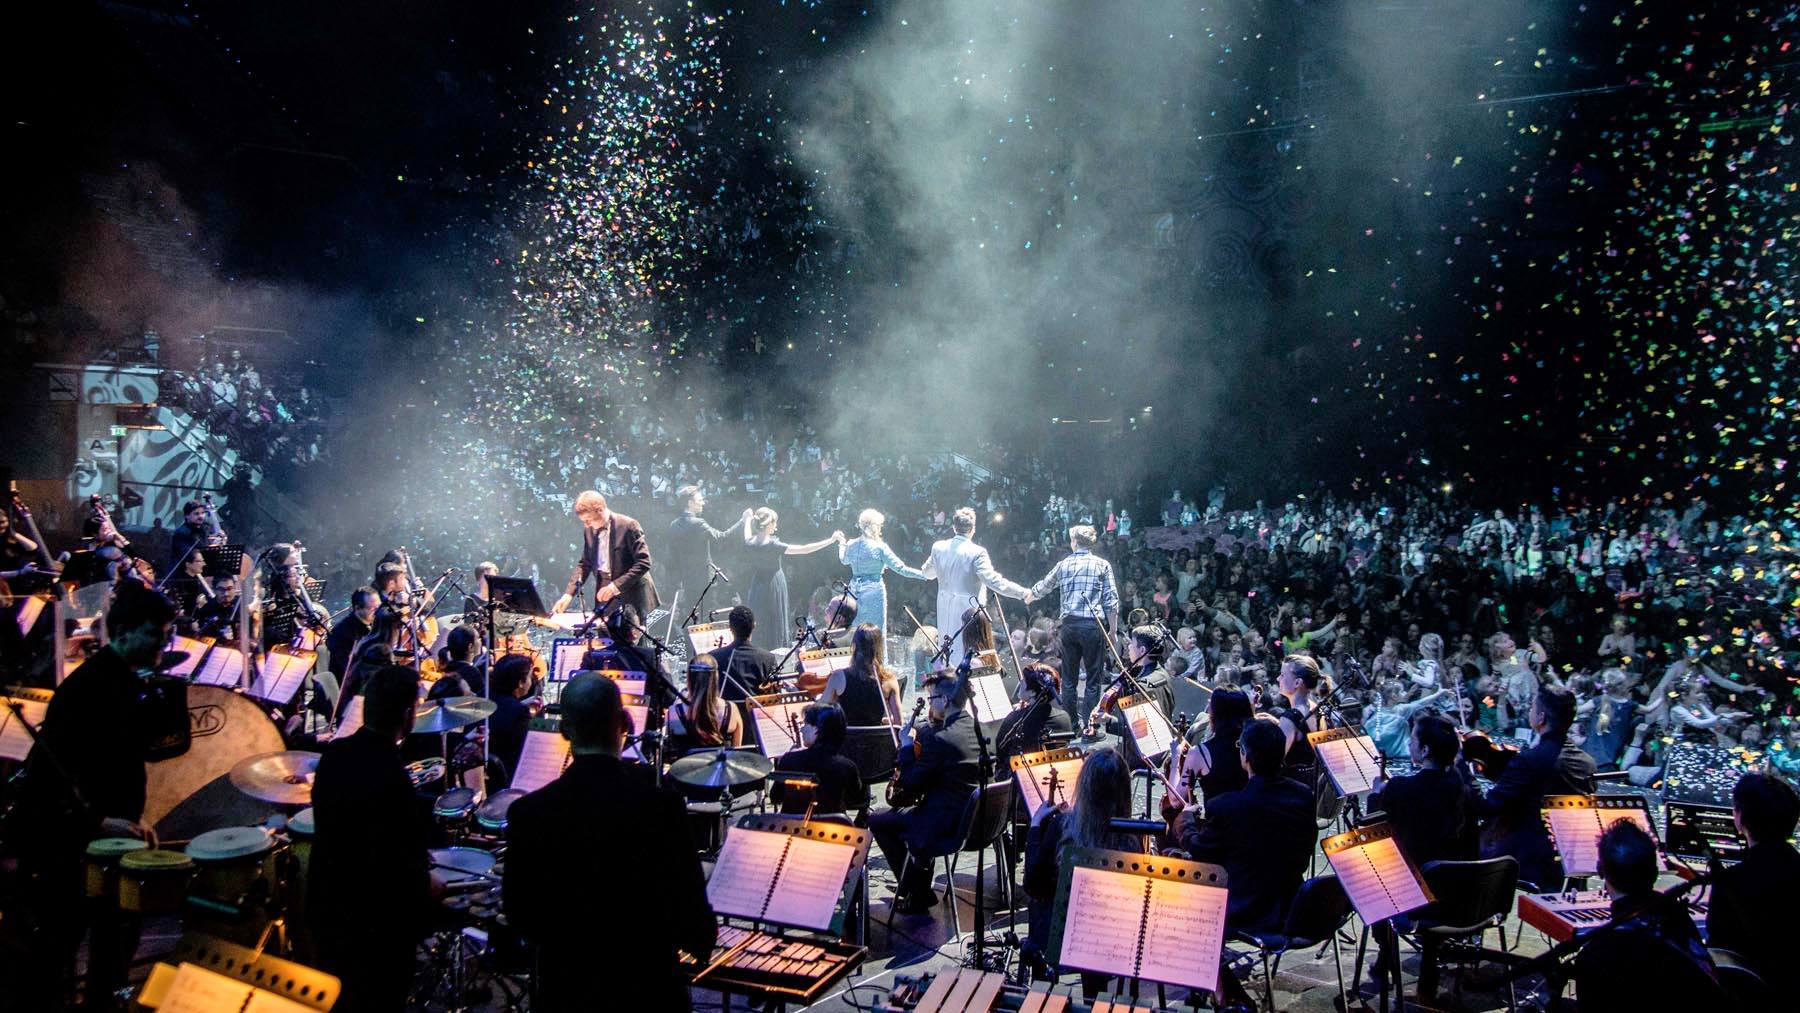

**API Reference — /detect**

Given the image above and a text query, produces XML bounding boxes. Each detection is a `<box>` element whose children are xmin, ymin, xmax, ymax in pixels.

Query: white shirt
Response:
<box><xmin>921</xmin><ymin>534</ymin><xmax>1028</xmax><ymax>654</ymax></box>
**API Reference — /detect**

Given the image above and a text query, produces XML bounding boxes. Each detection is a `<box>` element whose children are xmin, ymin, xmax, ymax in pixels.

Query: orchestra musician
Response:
<box><xmin>1573</xmin><ymin>821</ymin><xmax>1721</xmax><ymax>1010</ymax></box>
<box><xmin>1705</xmin><ymin>772</ymin><xmax>1800</xmax><ymax>994</ymax></box>
<box><xmin>10</xmin><ymin>582</ymin><xmax>175</xmax><ymax>1010</ymax></box>
<box><xmin>1086</xmin><ymin>627</ymin><xmax>1177</xmax><ymax>766</ymax></box>
<box><xmin>309</xmin><ymin>665</ymin><xmax>436</xmax><ymax>1012</ymax></box>
<box><xmin>707</xmin><ymin>605</ymin><xmax>779</xmax><ymax>702</ymax></box>
<box><xmin>1</xmin><ymin>503</ymin><xmax>50</xmax><ymax>591</ymax></box>
<box><xmin>167</xmin><ymin>499</ymin><xmax>220</xmax><ymax>572</ymax></box>
<box><xmin>325</xmin><ymin>588</ymin><xmax>380</xmax><ymax>682</ymax></box>
<box><xmin>193</xmin><ymin>573</ymin><xmax>241</xmax><ymax>640</ymax></box>
<box><xmin>921</xmin><ymin>507</ymin><xmax>1028</xmax><ymax>660</ymax></box>
<box><xmin>816</xmin><ymin>622</ymin><xmax>905</xmax><ymax>727</ymax></box>
<box><xmin>1021</xmin><ymin>746</ymin><xmax>1141</xmax><ymax>988</ymax></box>
<box><xmin>1175</xmin><ymin>686</ymin><xmax>1253</xmax><ymax>806</ymax></box>
<box><xmin>869</xmin><ymin>669</ymin><xmax>983</xmax><ymax>915</ymax></box>
<box><xmin>166</xmin><ymin>549</ymin><xmax>215</xmax><ymax>632</ymax></box>
<box><xmin>994</xmin><ymin>662</ymin><xmax>1073</xmax><ymax>770</ymax></box>
<box><xmin>665</xmin><ymin>655</ymin><xmax>744</xmax><ymax>753</ymax></box>
<box><xmin>1174</xmin><ymin>717</ymin><xmax>1316</xmax><ymax>936</ymax></box>
<box><xmin>551</xmin><ymin>490</ymin><xmax>658</xmax><ymax>621</ymax></box>
<box><xmin>503</xmin><ymin>672</ymin><xmax>715</xmax><ymax>1011</ymax></box>
<box><xmin>1471</xmin><ymin>684</ymin><xmax>1595</xmax><ymax>889</ymax></box>
<box><xmin>773</xmin><ymin>702</ymin><xmax>865</xmax><ymax>816</ymax></box>
<box><xmin>258</xmin><ymin>543</ymin><xmax>328</xmax><ymax>649</ymax></box>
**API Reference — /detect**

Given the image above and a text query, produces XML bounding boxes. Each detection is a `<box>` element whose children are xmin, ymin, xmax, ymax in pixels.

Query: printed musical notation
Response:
<box><xmin>1323</xmin><ymin>824</ymin><xmax>1434</xmax><ymax>924</ymax></box>
<box><xmin>707</xmin><ymin>828</ymin><xmax>856</xmax><ymax>932</ymax></box>
<box><xmin>1544</xmin><ymin>798</ymin><xmax>1654</xmax><ymax>878</ymax></box>
<box><xmin>1014</xmin><ymin>756</ymin><xmax>1084</xmax><ymax>812</ymax></box>
<box><xmin>1057</xmin><ymin>865</ymin><xmax>1228</xmax><ymax>993</ymax></box>
<box><xmin>1122</xmin><ymin>699</ymin><xmax>1176</xmax><ymax>759</ymax></box>
<box><xmin>1311</xmin><ymin>729</ymin><xmax>1383</xmax><ymax>796</ymax></box>
<box><xmin>512</xmin><ymin>729</ymin><xmax>573</xmax><ymax>793</ymax></box>
<box><xmin>967</xmin><ymin>671</ymin><xmax>1012</xmax><ymax>724</ymax></box>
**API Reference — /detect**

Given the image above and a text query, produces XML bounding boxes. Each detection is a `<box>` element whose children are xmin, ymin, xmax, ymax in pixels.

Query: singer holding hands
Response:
<box><xmin>1024</xmin><ymin>525</ymin><xmax>1120</xmax><ymax>722</ymax></box>
<box><xmin>552</xmin><ymin>490</ymin><xmax>658</xmax><ymax>620</ymax></box>
<box><xmin>741</xmin><ymin>507</ymin><xmax>841</xmax><ymax>645</ymax></box>
<box><xmin>839</xmin><ymin>508</ymin><xmax>927</xmax><ymax>637</ymax></box>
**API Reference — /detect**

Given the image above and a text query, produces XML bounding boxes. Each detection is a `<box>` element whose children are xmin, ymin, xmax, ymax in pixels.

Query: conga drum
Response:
<box><xmin>84</xmin><ymin>837</ymin><xmax>148</xmax><ymax>901</ymax></box>
<box><xmin>118</xmin><ymin>849</ymin><xmax>194</xmax><ymax>915</ymax></box>
<box><xmin>186</xmin><ymin>826</ymin><xmax>279</xmax><ymax>915</ymax></box>
<box><xmin>475</xmin><ymin>788</ymin><xmax>526</xmax><ymax>838</ymax></box>
<box><xmin>284</xmin><ymin>807</ymin><xmax>318</xmax><ymax>962</ymax></box>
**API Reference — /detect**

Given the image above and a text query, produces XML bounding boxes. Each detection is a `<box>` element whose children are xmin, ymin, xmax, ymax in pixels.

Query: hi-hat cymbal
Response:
<box><xmin>228</xmin><ymin>750</ymin><xmax>321</xmax><ymax>805</ymax></box>
<box><xmin>413</xmin><ymin>696</ymin><xmax>498</xmax><ymax>735</ymax></box>
<box><xmin>668</xmin><ymin>749</ymin><xmax>773</xmax><ymax>790</ymax></box>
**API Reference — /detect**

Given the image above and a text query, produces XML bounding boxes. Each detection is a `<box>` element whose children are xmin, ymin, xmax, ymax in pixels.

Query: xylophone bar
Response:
<box><xmin>889</xmin><ymin>971</ymin><xmax>1183</xmax><ymax>1013</ymax></box>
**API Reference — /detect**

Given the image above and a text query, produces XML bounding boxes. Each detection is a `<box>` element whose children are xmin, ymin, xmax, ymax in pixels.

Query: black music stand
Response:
<box><xmin>200</xmin><ymin>544</ymin><xmax>247</xmax><ymax>579</ymax></box>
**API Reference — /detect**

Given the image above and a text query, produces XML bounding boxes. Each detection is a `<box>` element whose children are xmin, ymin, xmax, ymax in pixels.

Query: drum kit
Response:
<box><xmin>668</xmin><ymin>747</ymin><xmax>776</xmax><ymax>854</ymax></box>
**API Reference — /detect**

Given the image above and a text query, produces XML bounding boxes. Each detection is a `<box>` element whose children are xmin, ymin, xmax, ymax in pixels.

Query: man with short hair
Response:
<box><xmin>552</xmin><ymin>489</ymin><xmax>659</xmax><ymax>622</ymax></box>
<box><xmin>665</xmin><ymin>485</ymin><xmax>749</xmax><ymax>603</ymax></box>
<box><xmin>921</xmin><ymin>507</ymin><xmax>1028</xmax><ymax>659</ymax></box>
<box><xmin>167</xmin><ymin>499</ymin><xmax>212</xmax><ymax>572</ymax></box>
<box><xmin>1574</xmin><ymin>821</ymin><xmax>1719</xmax><ymax>1010</ymax></box>
<box><xmin>1026</xmin><ymin>525</ymin><xmax>1121</xmax><ymax>722</ymax></box>
<box><xmin>1705</xmin><ymin>772</ymin><xmax>1800</xmax><ymax>993</ymax></box>
<box><xmin>13</xmin><ymin>583</ymin><xmax>176</xmax><ymax>1008</ymax></box>
<box><xmin>1175</xmin><ymin>717</ymin><xmax>1316</xmax><ymax>934</ymax></box>
<box><xmin>1473</xmin><ymin>685</ymin><xmax>1596</xmax><ymax>888</ymax></box>
<box><xmin>326</xmin><ymin>586</ymin><xmax>380</xmax><ymax>680</ymax></box>
<box><xmin>504</xmin><ymin>673</ymin><xmax>714</xmax><ymax>1010</ymax></box>
<box><xmin>709</xmin><ymin>604</ymin><xmax>779</xmax><ymax>700</ymax></box>
<box><xmin>310</xmin><ymin>665</ymin><xmax>434</xmax><ymax>1012</ymax></box>
<box><xmin>871</xmin><ymin>670</ymin><xmax>984</xmax><ymax>914</ymax></box>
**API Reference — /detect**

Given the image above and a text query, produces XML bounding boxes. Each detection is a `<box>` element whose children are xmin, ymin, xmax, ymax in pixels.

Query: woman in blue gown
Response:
<box><xmin>838</xmin><ymin>509</ymin><xmax>927</xmax><ymax>638</ymax></box>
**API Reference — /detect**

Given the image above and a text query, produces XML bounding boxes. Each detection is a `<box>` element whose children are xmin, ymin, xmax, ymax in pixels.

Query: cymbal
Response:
<box><xmin>668</xmin><ymin>748</ymin><xmax>773</xmax><ymax>790</ymax></box>
<box><xmin>413</xmin><ymin>695</ymin><xmax>498</xmax><ymax>735</ymax></box>
<box><xmin>228</xmin><ymin>750</ymin><xmax>321</xmax><ymax>805</ymax></box>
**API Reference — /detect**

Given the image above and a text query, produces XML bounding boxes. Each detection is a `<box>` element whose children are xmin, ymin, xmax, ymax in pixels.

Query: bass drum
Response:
<box><xmin>144</xmin><ymin>685</ymin><xmax>286</xmax><ymax>840</ymax></box>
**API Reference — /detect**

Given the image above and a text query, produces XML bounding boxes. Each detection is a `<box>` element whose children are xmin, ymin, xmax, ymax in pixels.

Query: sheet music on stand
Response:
<box><xmin>16</xmin><ymin>594</ymin><xmax>47</xmax><ymax>637</ymax></box>
<box><xmin>1542</xmin><ymin>794</ymin><xmax>1657</xmax><ymax>879</ymax></box>
<box><xmin>686</xmin><ymin>621</ymin><xmax>733</xmax><ymax>655</ymax></box>
<box><xmin>333</xmin><ymin>696</ymin><xmax>364</xmax><ymax>739</ymax></box>
<box><xmin>1309</xmin><ymin>726</ymin><xmax>1384</xmax><ymax>797</ymax></box>
<box><xmin>1117</xmin><ymin>692</ymin><xmax>1177</xmax><ymax>760</ymax></box>
<box><xmin>1010</xmin><ymin>746</ymin><xmax>1087</xmax><ymax>813</ymax></box>
<box><xmin>621</xmin><ymin>692</ymin><xmax>649</xmax><ymax>762</ymax></box>
<box><xmin>965</xmin><ymin>666</ymin><xmax>1013</xmax><ymax>724</ymax></box>
<box><xmin>548</xmin><ymin>638</ymin><xmax>590</xmax><ymax>683</ymax></box>
<box><xmin>199</xmin><ymin>544</ymin><xmax>249</xmax><ymax>579</ymax></box>
<box><xmin>1047</xmin><ymin>848</ymin><xmax>1230</xmax><ymax>994</ymax></box>
<box><xmin>249</xmin><ymin>648</ymin><xmax>316</xmax><ymax>704</ymax></box>
<box><xmin>192</xmin><ymin>645</ymin><xmax>247</xmax><ymax>688</ymax></box>
<box><xmin>0</xmin><ymin>685</ymin><xmax>52</xmax><ymax>762</ymax></box>
<box><xmin>152</xmin><ymin>961</ymin><xmax>316</xmax><ymax>1013</ymax></box>
<box><xmin>705</xmin><ymin>814</ymin><xmax>870</xmax><ymax>933</ymax></box>
<box><xmin>512</xmin><ymin>728</ymin><xmax>573</xmax><ymax>793</ymax></box>
<box><xmin>749</xmin><ymin>691</ymin><xmax>813</xmax><ymax>757</ymax></box>
<box><xmin>790</xmin><ymin>644</ymin><xmax>853</xmax><ymax>676</ymax></box>
<box><xmin>594</xmin><ymin>668</ymin><xmax>646</xmax><ymax>699</ymax></box>
<box><xmin>1321</xmin><ymin>822</ymin><xmax>1435</xmax><ymax>925</ymax></box>
<box><xmin>163</xmin><ymin>636</ymin><xmax>210</xmax><ymax>680</ymax></box>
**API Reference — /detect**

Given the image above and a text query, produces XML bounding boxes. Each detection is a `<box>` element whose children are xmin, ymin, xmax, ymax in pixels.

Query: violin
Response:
<box><xmin>1085</xmin><ymin>681</ymin><xmax>1124</xmax><ymax>738</ymax></box>
<box><xmin>887</xmin><ymin>696</ymin><xmax>930</xmax><ymax>807</ymax></box>
<box><xmin>1459</xmin><ymin>729</ymin><xmax>1520</xmax><ymax>778</ymax></box>
<box><xmin>88</xmin><ymin>496</ymin><xmax>129</xmax><ymax>549</ymax></box>
<box><xmin>1160</xmin><ymin>711</ymin><xmax>1196</xmax><ymax>839</ymax></box>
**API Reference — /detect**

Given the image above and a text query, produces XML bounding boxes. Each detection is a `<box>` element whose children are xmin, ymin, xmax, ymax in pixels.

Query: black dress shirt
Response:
<box><xmin>1177</xmin><ymin>773</ymin><xmax>1316</xmax><ymax>933</ymax></box>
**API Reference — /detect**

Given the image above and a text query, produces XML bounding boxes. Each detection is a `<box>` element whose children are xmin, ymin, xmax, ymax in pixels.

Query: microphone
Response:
<box><xmin>710</xmin><ymin>563</ymin><xmax>731</xmax><ymax>584</ymax></box>
<box><xmin>708</xmin><ymin>607</ymin><xmax>735</xmax><ymax>617</ymax></box>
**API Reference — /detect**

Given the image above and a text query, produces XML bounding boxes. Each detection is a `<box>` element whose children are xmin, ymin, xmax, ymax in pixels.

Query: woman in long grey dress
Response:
<box><xmin>743</xmin><ymin>507</ymin><xmax>841</xmax><ymax>644</ymax></box>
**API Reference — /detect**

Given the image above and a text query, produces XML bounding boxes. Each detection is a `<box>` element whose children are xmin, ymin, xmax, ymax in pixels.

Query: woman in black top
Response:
<box><xmin>818</xmin><ymin>623</ymin><xmax>902</xmax><ymax>726</ymax></box>
<box><xmin>1179</xmin><ymin>687</ymin><xmax>1253</xmax><ymax>804</ymax></box>
<box><xmin>773</xmin><ymin>703</ymin><xmax>865</xmax><ymax>815</ymax></box>
<box><xmin>996</xmin><ymin>663</ymin><xmax>1074</xmax><ymax>769</ymax></box>
<box><xmin>1275</xmin><ymin>653</ymin><xmax>1324</xmax><ymax>782</ymax></box>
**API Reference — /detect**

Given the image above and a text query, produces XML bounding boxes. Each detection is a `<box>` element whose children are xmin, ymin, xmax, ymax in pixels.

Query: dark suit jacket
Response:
<box><xmin>709</xmin><ymin>639</ymin><xmax>780</xmax><ymax>701</ymax></box>
<box><xmin>894</xmin><ymin>709</ymin><xmax>984</xmax><ymax>854</ymax></box>
<box><xmin>1473</xmin><ymin>730</ymin><xmax>1595</xmax><ymax>888</ymax></box>
<box><xmin>1177</xmin><ymin>774</ymin><xmax>1316</xmax><ymax>934</ymax></box>
<box><xmin>994</xmin><ymin>698</ymin><xmax>1074</xmax><ymax>770</ymax></box>
<box><xmin>324</xmin><ymin>614</ymin><xmax>372</xmax><ymax>678</ymax></box>
<box><xmin>307</xmin><ymin>728</ymin><xmax>431</xmax><ymax>933</ymax></box>
<box><xmin>1367</xmin><ymin>765</ymin><xmax>1478</xmax><ymax>867</ymax></box>
<box><xmin>564</xmin><ymin>512</ymin><xmax>658</xmax><ymax>621</ymax></box>
<box><xmin>1706</xmin><ymin>841</ymin><xmax>1800</xmax><ymax>993</ymax></box>
<box><xmin>666</xmin><ymin>512</ymin><xmax>730</xmax><ymax>596</ymax></box>
<box><xmin>504</xmin><ymin>753</ymin><xmax>714</xmax><ymax>1011</ymax></box>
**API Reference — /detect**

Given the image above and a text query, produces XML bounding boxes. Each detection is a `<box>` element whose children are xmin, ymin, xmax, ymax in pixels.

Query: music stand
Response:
<box><xmin>1324</xmin><ymin>823</ymin><xmax>1435</xmax><ymax>1013</ymax></box>
<box><xmin>1541</xmin><ymin>794</ymin><xmax>1657</xmax><ymax>881</ymax></box>
<box><xmin>200</xmin><ymin>544</ymin><xmax>248</xmax><ymax>580</ymax></box>
<box><xmin>1047</xmin><ymin>847</ymin><xmax>1231</xmax><ymax>1002</ymax></box>
<box><xmin>1009</xmin><ymin>745</ymin><xmax>1086</xmax><ymax>813</ymax></box>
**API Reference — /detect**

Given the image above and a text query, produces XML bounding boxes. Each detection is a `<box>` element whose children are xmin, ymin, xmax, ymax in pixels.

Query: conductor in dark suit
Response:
<box><xmin>504</xmin><ymin>672</ymin><xmax>715</xmax><ymax>1011</ymax></box>
<box><xmin>869</xmin><ymin>669</ymin><xmax>983</xmax><ymax>914</ymax></box>
<box><xmin>1175</xmin><ymin>717</ymin><xmax>1316</xmax><ymax>934</ymax></box>
<box><xmin>551</xmin><ymin>489</ymin><xmax>658</xmax><ymax>622</ymax></box>
<box><xmin>309</xmin><ymin>665</ymin><xmax>435</xmax><ymax>1012</ymax></box>
<box><xmin>1472</xmin><ymin>685</ymin><xmax>1595</xmax><ymax>889</ymax></box>
<box><xmin>708</xmin><ymin>605</ymin><xmax>780</xmax><ymax>701</ymax></box>
<box><xmin>665</xmin><ymin>485</ymin><xmax>749</xmax><ymax>601</ymax></box>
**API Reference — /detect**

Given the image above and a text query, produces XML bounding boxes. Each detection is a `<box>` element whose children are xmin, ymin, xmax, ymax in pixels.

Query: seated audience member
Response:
<box><xmin>773</xmin><ymin>702</ymin><xmax>865</xmax><ymax>815</ymax></box>
<box><xmin>504</xmin><ymin>673</ymin><xmax>714</xmax><ymax>1011</ymax></box>
<box><xmin>1706</xmin><ymin>771</ymin><xmax>1800</xmax><ymax>994</ymax></box>
<box><xmin>1573</xmin><ymin>821</ymin><xmax>1720</xmax><ymax>1011</ymax></box>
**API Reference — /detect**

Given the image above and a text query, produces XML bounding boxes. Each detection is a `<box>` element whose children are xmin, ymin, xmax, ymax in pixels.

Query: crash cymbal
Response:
<box><xmin>413</xmin><ymin>695</ymin><xmax>498</xmax><ymax>735</ymax></box>
<box><xmin>667</xmin><ymin>748</ymin><xmax>773</xmax><ymax>790</ymax></box>
<box><xmin>227</xmin><ymin>750</ymin><xmax>321</xmax><ymax>805</ymax></box>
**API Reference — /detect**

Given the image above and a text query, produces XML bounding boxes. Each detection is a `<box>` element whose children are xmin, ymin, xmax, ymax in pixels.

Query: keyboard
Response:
<box><xmin>1518</xmin><ymin>889</ymin><xmax>1709</xmax><ymax>943</ymax></box>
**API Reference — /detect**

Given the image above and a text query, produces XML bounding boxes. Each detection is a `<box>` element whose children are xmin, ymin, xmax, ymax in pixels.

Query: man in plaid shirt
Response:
<box><xmin>1026</xmin><ymin>525</ymin><xmax>1120</xmax><ymax>722</ymax></box>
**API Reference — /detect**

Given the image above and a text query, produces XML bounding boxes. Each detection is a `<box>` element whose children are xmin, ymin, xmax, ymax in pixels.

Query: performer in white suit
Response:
<box><xmin>920</xmin><ymin>507</ymin><xmax>1028</xmax><ymax>660</ymax></box>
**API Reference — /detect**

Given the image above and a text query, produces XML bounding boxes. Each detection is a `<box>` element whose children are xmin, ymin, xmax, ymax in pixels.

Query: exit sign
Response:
<box><xmin>109</xmin><ymin>425</ymin><xmax>129</xmax><ymax>437</ymax></box>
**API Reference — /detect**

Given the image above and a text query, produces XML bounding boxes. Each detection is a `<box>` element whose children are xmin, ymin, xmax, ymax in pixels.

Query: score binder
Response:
<box><xmin>705</xmin><ymin>814</ymin><xmax>870</xmax><ymax>934</ymax></box>
<box><xmin>1321</xmin><ymin>821</ymin><xmax>1434</xmax><ymax>924</ymax></box>
<box><xmin>1541</xmin><ymin>794</ymin><xmax>1656</xmax><ymax>879</ymax></box>
<box><xmin>1047</xmin><ymin>847</ymin><xmax>1230</xmax><ymax>994</ymax></box>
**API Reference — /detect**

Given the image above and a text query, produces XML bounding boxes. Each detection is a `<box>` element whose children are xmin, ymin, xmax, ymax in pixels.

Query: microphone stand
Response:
<box><xmin>958</xmin><ymin>649</ymin><xmax>1003</xmax><ymax>972</ymax></box>
<box><xmin>681</xmin><ymin>564</ymin><xmax>730</xmax><ymax>632</ymax></box>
